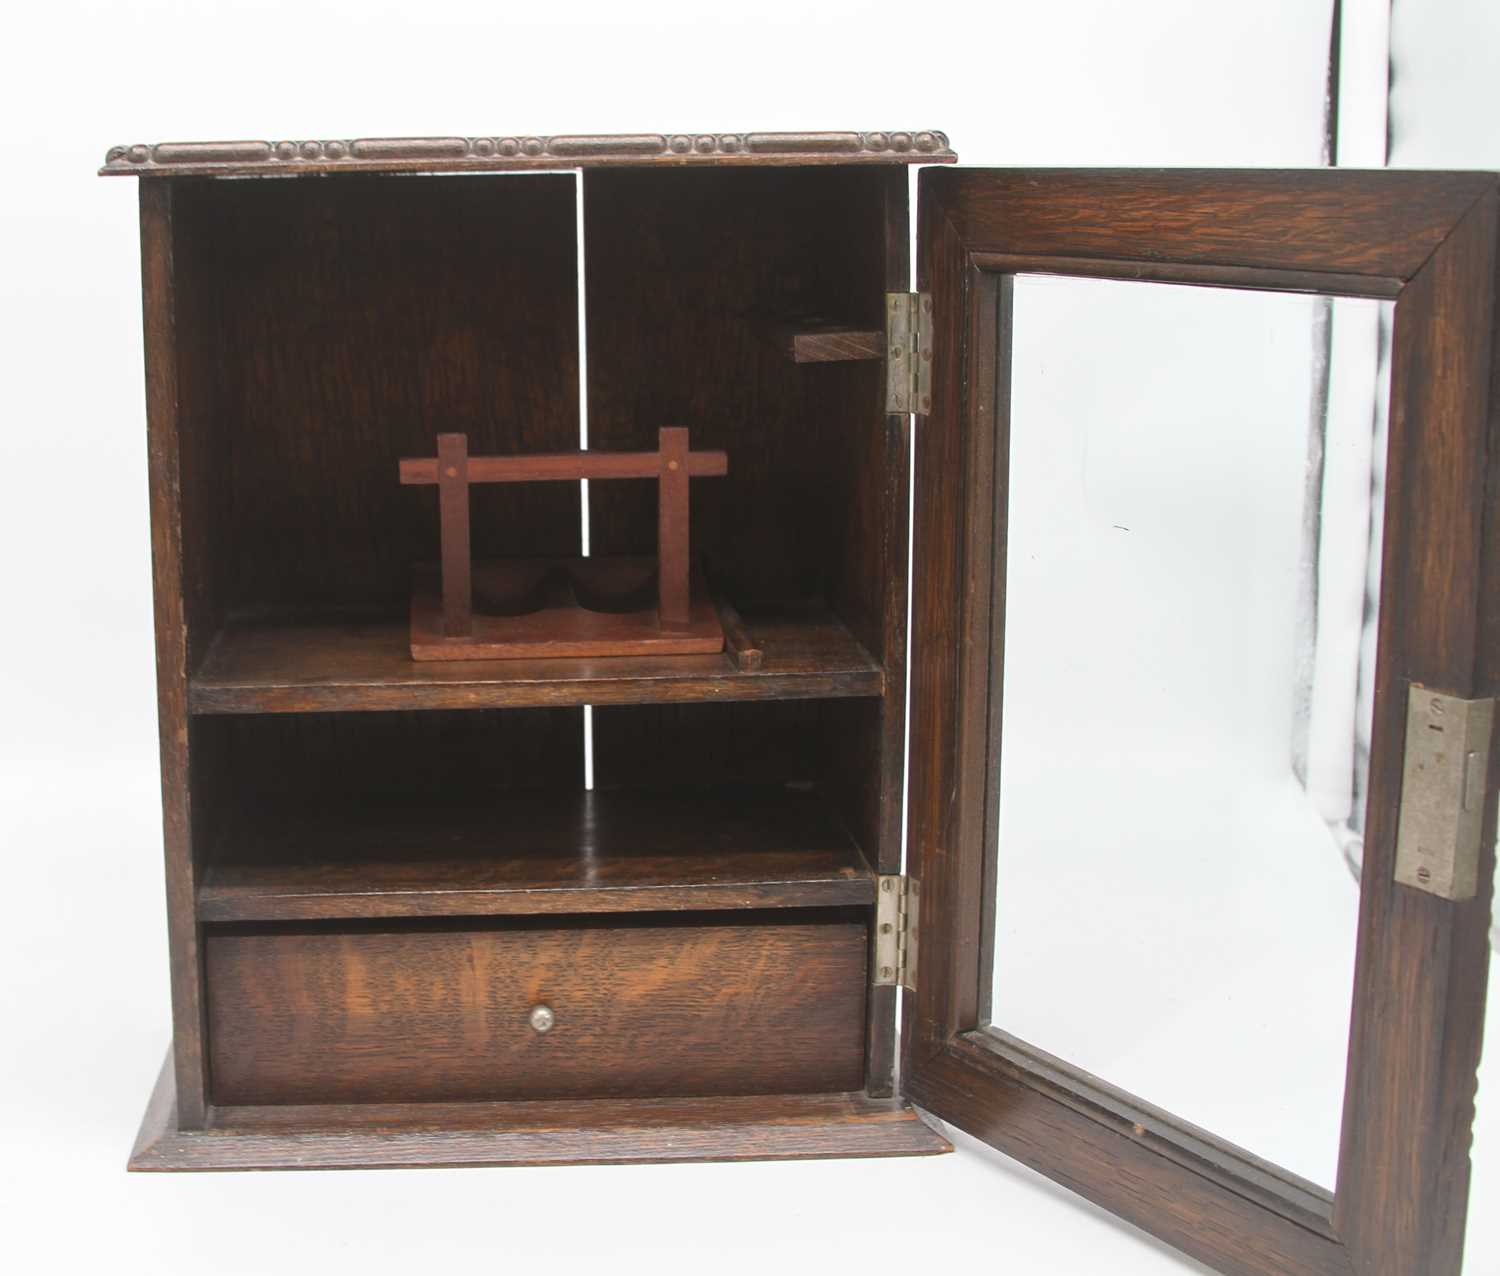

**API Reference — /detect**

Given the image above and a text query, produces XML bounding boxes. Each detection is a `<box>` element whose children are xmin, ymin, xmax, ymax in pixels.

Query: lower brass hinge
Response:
<box><xmin>885</xmin><ymin>292</ymin><xmax>933</xmax><ymax>415</ymax></box>
<box><xmin>1394</xmin><ymin>685</ymin><xmax>1495</xmax><ymax>901</ymax></box>
<box><xmin>875</xmin><ymin>874</ymin><xmax>919</xmax><ymax>991</ymax></box>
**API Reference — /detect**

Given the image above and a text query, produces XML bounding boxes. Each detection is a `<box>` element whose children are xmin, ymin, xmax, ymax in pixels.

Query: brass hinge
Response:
<box><xmin>875</xmin><ymin>874</ymin><xmax>919</xmax><ymax>990</ymax></box>
<box><xmin>885</xmin><ymin>292</ymin><xmax>933</xmax><ymax>415</ymax></box>
<box><xmin>1394</xmin><ymin>685</ymin><xmax>1496</xmax><ymax>901</ymax></box>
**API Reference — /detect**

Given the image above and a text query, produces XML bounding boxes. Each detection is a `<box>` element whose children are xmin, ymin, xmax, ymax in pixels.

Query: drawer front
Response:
<box><xmin>206</xmin><ymin>914</ymin><xmax>867</xmax><ymax>1105</ymax></box>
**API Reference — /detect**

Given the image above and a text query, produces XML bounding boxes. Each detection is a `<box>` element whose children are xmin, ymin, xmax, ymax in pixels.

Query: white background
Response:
<box><xmin>1</xmin><ymin>2</ymin><xmax>1496</xmax><ymax>1273</ymax></box>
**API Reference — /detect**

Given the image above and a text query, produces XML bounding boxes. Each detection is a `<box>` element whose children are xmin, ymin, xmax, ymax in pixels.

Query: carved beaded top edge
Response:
<box><xmin>100</xmin><ymin>130</ymin><xmax>955</xmax><ymax>176</ymax></box>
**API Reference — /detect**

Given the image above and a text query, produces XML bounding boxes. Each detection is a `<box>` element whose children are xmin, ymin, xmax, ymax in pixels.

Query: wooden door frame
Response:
<box><xmin>904</xmin><ymin>168</ymin><xmax>1500</xmax><ymax>1276</ymax></box>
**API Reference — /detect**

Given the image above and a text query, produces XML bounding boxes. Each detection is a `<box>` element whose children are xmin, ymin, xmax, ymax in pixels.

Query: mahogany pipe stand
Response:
<box><xmin>400</xmin><ymin>428</ymin><xmax>729</xmax><ymax>661</ymax></box>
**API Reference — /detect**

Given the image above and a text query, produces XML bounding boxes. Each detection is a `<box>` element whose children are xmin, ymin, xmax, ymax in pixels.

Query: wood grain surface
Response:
<box><xmin>138</xmin><ymin>180</ymin><xmax>210</xmax><ymax>1126</ymax></box>
<box><xmin>129</xmin><ymin>1052</ymin><xmax>952</xmax><ymax>1171</ymax></box>
<box><xmin>907</xmin><ymin>166</ymin><xmax>1500</xmax><ymax>1276</ymax></box>
<box><xmin>189</xmin><ymin>602</ymin><xmax>881</xmax><ymax>713</ymax></box>
<box><xmin>206</xmin><ymin>913</ymin><xmax>868</xmax><ymax>1105</ymax></box>
<box><xmin>582</xmin><ymin>163</ymin><xmax>908</xmax><ymax>1098</ymax></box>
<box><xmin>170</xmin><ymin>174</ymin><xmax>582</xmax><ymax>620</ymax></box>
<box><xmin>126</xmin><ymin>153</ymin><xmax>916</xmax><ymax>1166</ymax></box>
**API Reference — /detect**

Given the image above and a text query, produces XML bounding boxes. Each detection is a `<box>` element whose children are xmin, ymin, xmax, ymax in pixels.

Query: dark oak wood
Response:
<box><xmin>166</xmin><ymin>174</ymin><xmax>583</xmax><ymax>621</ymax></box>
<box><xmin>907</xmin><ymin>167</ymin><xmax>1500</xmax><ymax>1276</ymax></box>
<box><xmin>584</xmin><ymin>163</ymin><xmax>910</xmax><ymax>1098</ymax></box>
<box><xmin>906</xmin><ymin>1038</ymin><xmax>1349</xmax><ymax>1276</ymax></box>
<box><xmin>926</xmin><ymin>168</ymin><xmax>1489</xmax><ymax>281</ymax></box>
<box><xmin>189</xmin><ymin>602</ymin><xmax>882</xmax><ymax>713</ymax></box>
<box><xmin>590</xmin><ymin>703</ymin><xmax>826</xmax><ymax>791</ymax></box>
<box><xmin>205</xmin><ymin>912</ymin><xmax>868</xmax><ymax>1105</ymax></box>
<box><xmin>847</xmin><ymin>165</ymin><xmax>911</xmax><ymax>1098</ymax></box>
<box><xmin>129</xmin><ymin>1052</ymin><xmax>951</xmax><ymax>1171</ymax></box>
<box><xmin>115</xmin><ymin>140</ymin><xmax>925</xmax><ymax>1171</ymax></box>
<box><xmin>585</xmin><ymin>165</ymin><xmax>891</xmax><ymax>605</ymax></box>
<box><xmin>1333</xmin><ymin>185</ymin><xmax>1500</xmax><ymax>1276</ymax></box>
<box><xmin>138</xmin><ymin>180</ymin><xmax>210</xmax><ymax>1127</ymax></box>
<box><xmin>196</xmin><ymin>785</ymin><xmax>876</xmax><ymax>921</ymax></box>
<box><xmin>103</xmin><ymin>130</ymin><xmax>956</xmax><ymax>178</ymax></box>
<box><xmin>196</xmin><ymin>707</ymin><xmax>585</xmax><ymax>806</ymax></box>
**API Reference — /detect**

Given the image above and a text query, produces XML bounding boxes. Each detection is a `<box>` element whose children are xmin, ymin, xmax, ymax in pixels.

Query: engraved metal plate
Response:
<box><xmin>1394</xmin><ymin>686</ymin><xmax>1495</xmax><ymax>901</ymax></box>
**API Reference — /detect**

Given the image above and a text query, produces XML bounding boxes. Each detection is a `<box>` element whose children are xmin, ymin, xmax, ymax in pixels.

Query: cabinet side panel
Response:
<box><xmin>837</xmin><ymin>169</ymin><xmax>909</xmax><ymax>1096</ymax></box>
<box><xmin>139</xmin><ymin>181</ymin><xmax>209</xmax><ymax>1126</ymax></box>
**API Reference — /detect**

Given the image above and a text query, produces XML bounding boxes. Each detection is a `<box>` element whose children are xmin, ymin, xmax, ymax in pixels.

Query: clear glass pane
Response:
<box><xmin>988</xmin><ymin>274</ymin><xmax>1392</xmax><ymax>1189</ymax></box>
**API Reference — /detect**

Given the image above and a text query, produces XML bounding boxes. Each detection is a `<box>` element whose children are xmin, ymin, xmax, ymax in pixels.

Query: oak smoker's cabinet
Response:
<box><xmin>106</xmin><ymin>133</ymin><xmax>1500</xmax><ymax>1276</ymax></box>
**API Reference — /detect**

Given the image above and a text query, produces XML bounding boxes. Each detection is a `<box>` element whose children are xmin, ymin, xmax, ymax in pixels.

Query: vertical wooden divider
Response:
<box><xmin>437</xmin><ymin>432</ymin><xmax>473</xmax><ymax>636</ymax></box>
<box><xmin>657</xmin><ymin>426</ymin><xmax>691</xmax><ymax>628</ymax></box>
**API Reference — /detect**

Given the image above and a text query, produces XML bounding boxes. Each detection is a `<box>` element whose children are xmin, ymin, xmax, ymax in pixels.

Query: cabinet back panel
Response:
<box><xmin>197</xmin><ymin>707</ymin><xmax>585</xmax><ymax>805</ymax></box>
<box><xmin>172</xmin><ymin>174</ymin><xmax>581</xmax><ymax>620</ymax></box>
<box><xmin>188</xmin><ymin>709</ymin><xmax>585</xmax><ymax>887</ymax></box>
<box><xmin>206</xmin><ymin>913</ymin><xmax>867</xmax><ymax>1104</ymax></box>
<box><xmin>583</xmin><ymin>166</ymin><xmax>889</xmax><ymax>614</ymax></box>
<box><xmin>591</xmin><ymin>701</ymin><xmax>823</xmax><ymax>790</ymax></box>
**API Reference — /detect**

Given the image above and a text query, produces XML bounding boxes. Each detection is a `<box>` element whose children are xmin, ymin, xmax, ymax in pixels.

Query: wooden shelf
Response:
<box><xmin>198</xmin><ymin>786</ymin><xmax>876</xmax><ymax>922</ymax></box>
<box><xmin>189</xmin><ymin>601</ymin><xmax>883</xmax><ymax>714</ymax></box>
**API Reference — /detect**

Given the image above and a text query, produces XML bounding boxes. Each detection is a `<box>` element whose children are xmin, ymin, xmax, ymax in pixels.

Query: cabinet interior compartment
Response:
<box><xmin>192</xmin><ymin>707</ymin><xmax>878</xmax><ymax>924</ymax></box>
<box><xmin>160</xmin><ymin>160</ymin><xmax>908</xmax><ymax>1119</ymax></box>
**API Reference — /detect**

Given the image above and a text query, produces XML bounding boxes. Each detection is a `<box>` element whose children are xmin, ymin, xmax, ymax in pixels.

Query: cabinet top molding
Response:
<box><xmin>100</xmin><ymin>130</ymin><xmax>956</xmax><ymax>177</ymax></box>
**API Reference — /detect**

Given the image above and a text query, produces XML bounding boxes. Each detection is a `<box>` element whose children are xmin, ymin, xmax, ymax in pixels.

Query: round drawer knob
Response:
<box><xmin>529</xmin><ymin>1004</ymin><xmax>556</xmax><ymax>1034</ymax></box>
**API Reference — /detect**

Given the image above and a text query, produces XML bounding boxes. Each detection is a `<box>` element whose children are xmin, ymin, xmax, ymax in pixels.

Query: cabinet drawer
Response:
<box><xmin>205</xmin><ymin>912</ymin><xmax>867</xmax><ymax>1105</ymax></box>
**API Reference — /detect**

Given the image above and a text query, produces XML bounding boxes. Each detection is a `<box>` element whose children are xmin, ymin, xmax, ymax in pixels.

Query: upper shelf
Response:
<box><xmin>100</xmin><ymin>130</ymin><xmax>956</xmax><ymax>178</ymax></box>
<box><xmin>189</xmin><ymin>601</ymin><xmax>884</xmax><ymax>714</ymax></box>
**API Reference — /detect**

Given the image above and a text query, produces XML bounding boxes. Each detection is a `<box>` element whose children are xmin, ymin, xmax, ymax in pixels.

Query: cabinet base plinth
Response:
<box><xmin>128</xmin><ymin>1050</ymin><xmax>952</xmax><ymax>1171</ymax></box>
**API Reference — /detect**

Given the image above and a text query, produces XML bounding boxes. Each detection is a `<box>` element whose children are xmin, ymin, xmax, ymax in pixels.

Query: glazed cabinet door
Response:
<box><xmin>904</xmin><ymin>168</ymin><xmax>1500</xmax><ymax>1276</ymax></box>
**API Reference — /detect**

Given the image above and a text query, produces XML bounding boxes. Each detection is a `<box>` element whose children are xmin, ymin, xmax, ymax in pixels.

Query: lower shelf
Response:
<box><xmin>198</xmin><ymin>786</ymin><xmax>875</xmax><ymax>921</ymax></box>
<box><xmin>129</xmin><ymin>1052</ymin><xmax>952</xmax><ymax>1170</ymax></box>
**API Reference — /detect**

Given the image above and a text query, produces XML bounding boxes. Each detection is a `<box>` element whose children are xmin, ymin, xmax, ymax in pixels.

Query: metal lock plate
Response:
<box><xmin>1394</xmin><ymin>686</ymin><xmax>1495</xmax><ymax>902</ymax></box>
